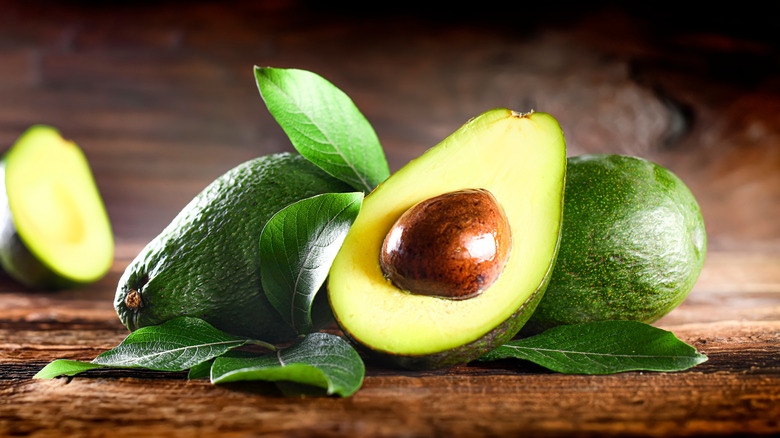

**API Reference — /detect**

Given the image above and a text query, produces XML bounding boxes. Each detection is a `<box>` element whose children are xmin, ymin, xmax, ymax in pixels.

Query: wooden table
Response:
<box><xmin>1</xmin><ymin>1</ymin><xmax>778</xmax><ymax>436</ymax></box>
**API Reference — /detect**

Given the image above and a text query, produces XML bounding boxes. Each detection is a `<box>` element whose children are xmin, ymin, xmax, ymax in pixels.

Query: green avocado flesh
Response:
<box><xmin>0</xmin><ymin>126</ymin><xmax>113</xmax><ymax>289</ymax></box>
<box><xmin>114</xmin><ymin>153</ymin><xmax>352</xmax><ymax>342</ymax></box>
<box><xmin>526</xmin><ymin>154</ymin><xmax>707</xmax><ymax>333</ymax></box>
<box><xmin>328</xmin><ymin>109</ymin><xmax>567</xmax><ymax>369</ymax></box>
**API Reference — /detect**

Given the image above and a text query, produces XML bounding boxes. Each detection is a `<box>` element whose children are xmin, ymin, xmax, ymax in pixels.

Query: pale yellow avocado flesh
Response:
<box><xmin>4</xmin><ymin>126</ymin><xmax>113</xmax><ymax>283</ymax></box>
<box><xmin>328</xmin><ymin>108</ymin><xmax>566</xmax><ymax>356</ymax></box>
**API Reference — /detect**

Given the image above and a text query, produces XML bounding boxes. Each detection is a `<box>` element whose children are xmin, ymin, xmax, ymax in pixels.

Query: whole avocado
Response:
<box><xmin>114</xmin><ymin>152</ymin><xmax>351</xmax><ymax>342</ymax></box>
<box><xmin>526</xmin><ymin>154</ymin><xmax>707</xmax><ymax>332</ymax></box>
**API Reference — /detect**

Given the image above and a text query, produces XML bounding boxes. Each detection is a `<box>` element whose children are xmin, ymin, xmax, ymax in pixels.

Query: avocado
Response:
<box><xmin>114</xmin><ymin>152</ymin><xmax>352</xmax><ymax>342</ymax></box>
<box><xmin>0</xmin><ymin>126</ymin><xmax>113</xmax><ymax>289</ymax></box>
<box><xmin>526</xmin><ymin>154</ymin><xmax>707</xmax><ymax>333</ymax></box>
<box><xmin>328</xmin><ymin>109</ymin><xmax>567</xmax><ymax>370</ymax></box>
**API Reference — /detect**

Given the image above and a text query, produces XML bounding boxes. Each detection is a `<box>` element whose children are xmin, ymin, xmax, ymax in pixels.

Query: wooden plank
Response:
<box><xmin>1</xmin><ymin>254</ymin><xmax>778</xmax><ymax>437</ymax></box>
<box><xmin>2</xmin><ymin>348</ymin><xmax>778</xmax><ymax>438</ymax></box>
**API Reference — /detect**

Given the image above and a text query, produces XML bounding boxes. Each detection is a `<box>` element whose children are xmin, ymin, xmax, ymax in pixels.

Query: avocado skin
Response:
<box><xmin>114</xmin><ymin>153</ymin><xmax>351</xmax><ymax>342</ymax></box>
<box><xmin>526</xmin><ymin>154</ymin><xmax>707</xmax><ymax>333</ymax></box>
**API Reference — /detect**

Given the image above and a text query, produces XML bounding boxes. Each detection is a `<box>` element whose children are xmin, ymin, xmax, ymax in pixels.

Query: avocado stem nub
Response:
<box><xmin>125</xmin><ymin>289</ymin><xmax>143</xmax><ymax>311</ymax></box>
<box><xmin>511</xmin><ymin>110</ymin><xmax>534</xmax><ymax>118</ymax></box>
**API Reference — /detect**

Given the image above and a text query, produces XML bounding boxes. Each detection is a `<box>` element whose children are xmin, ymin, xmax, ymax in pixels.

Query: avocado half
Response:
<box><xmin>327</xmin><ymin>108</ymin><xmax>567</xmax><ymax>369</ymax></box>
<box><xmin>0</xmin><ymin>125</ymin><xmax>113</xmax><ymax>289</ymax></box>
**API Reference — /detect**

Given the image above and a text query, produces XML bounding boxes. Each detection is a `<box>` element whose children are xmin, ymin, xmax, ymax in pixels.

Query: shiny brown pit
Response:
<box><xmin>379</xmin><ymin>188</ymin><xmax>512</xmax><ymax>300</ymax></box>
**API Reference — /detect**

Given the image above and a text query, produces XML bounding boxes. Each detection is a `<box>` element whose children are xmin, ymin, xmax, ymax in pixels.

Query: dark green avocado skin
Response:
<box><xmin>114</xmin><ymin>153</ymin><xmax>351</xmax><ymax>342</ymax></box>
<box><xmin>525</xmin><ymin>154</ymin><xmax>707</xmax><ymax>333</ymax></box>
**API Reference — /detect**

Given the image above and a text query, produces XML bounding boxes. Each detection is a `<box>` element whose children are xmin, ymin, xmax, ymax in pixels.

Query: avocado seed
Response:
<box><xmin>379</xmin><ymin>189</ymin><xmax>512</xmax><ymax>300</ymax></box>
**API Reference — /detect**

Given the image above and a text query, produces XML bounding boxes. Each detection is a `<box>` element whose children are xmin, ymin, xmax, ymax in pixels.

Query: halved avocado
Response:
<box><xmin>0</xmin><ymin>125</ymin><xmax>113</xmax><ymax>289</ymax></box>
<box><xmin>327</xmin><ymin>109</ymin><xmax>567</xmax><ymax>369</ymax></box>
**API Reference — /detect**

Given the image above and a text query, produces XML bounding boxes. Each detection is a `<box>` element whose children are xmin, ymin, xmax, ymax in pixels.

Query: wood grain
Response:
<box><xmin>1</xmin><ymin>248</ymin><xmax>778</xmax><ymax>437</ymax></box>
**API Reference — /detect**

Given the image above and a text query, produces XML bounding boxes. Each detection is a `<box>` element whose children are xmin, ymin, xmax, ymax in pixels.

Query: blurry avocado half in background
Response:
<box><xmin>0</xmin><ymin>125</ymin><xmax>113</xmax><ymax>289</ymax></box>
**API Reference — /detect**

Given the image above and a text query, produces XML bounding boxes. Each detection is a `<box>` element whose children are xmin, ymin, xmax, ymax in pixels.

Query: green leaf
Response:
<box><xmin>479</xmin><ymin>321</ymin><xmax>708</xmax><ymax>374</ymax></box>
<box><xmin>187</xmin><ymin>359</ymin><xmax>214</xmax><ymax>380</ymax></box>
<box><xmin>255</xmin><ymin>66</ymin><xmax>390</xmax><ymax>193</ymax></box>
<box><xmin>260</xmin><ymin>192</ymin><xmax>363</xmax><ymax>334</ymax></box>
<box><xmin>33</xmin><ymin>360</ymin><xmax>103</xmax><ymax>379</ymax></box>
<box><xmin>211</xmin><ymin>332</ymin><xmax>365</xmax><ymax>397</ymax></box>
<box><xmin>92</xmin><ymin>317</ymin><xmax>249</xmax><ymax>371</ymax></box>
<box><xmin>33</xmin><ymin>317</ymin><xmax>250</xmax><ymax>379</ymax></box>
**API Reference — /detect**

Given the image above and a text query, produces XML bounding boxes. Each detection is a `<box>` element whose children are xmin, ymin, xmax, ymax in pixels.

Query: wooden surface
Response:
<box><xmin>1</xmin><ymin>1</ymin><xmax>778</xmax><ymax>436</ymax></box>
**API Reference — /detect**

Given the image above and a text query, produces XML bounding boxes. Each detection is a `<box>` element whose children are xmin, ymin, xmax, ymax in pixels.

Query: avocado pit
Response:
<box><xmin>379</xmin><ymin>188</ymin><xmax>511</xmax><ymax>300</ymax></box>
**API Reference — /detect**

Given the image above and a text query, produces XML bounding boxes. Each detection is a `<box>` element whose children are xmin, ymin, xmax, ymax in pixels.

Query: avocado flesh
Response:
<box><xmin>328</xmin><ymin>109</ymin><xmax>566</xmax><ymax>368</ymax></box>
<box><xmin>0</xmin><ymin>126</ymin><xmax>113</xmax><ymax>289</ymax></box>
<box><xmin>114</xmin><ymin>153</ymin><xmax>352</xmax><ymax>342</ymax></box>
<box><xmin>526</xmin><ymin>154</ymin><xmax>707</xmax><ymax>333</ymax></box>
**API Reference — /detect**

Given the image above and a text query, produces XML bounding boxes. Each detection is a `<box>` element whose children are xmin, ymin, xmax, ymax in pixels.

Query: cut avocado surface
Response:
<box><xmin>328</xmin><ymin>109</ymin><xmax>566</xmax><ymax>368</ymax></box>
<box><xmin>114</xmin><ymin>152</ymin><xmax>352</xmax><ymax>342</ymax></box>
<box><xmin>0</xmin><ymin>125</ymin><xmax>113</xmax><ymax>289</ymax></box>
<box><xmin>526</xmin><ymin>154</ymin><xmax>707</xmax><ymax>332</ymax></box>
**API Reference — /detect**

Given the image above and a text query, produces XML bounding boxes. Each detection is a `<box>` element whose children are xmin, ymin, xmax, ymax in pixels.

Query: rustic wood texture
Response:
<box><xmin>1</xmin><ymin>256</ymin><xmax>778</xmax><ymax>438</ymax></box>
<box><xmin>1</xmin><ymin>1</ymin><xmax>778</xmax><ymax>436</ymax></box>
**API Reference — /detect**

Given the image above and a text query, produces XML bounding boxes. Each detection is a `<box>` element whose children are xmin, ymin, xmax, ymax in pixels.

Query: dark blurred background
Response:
<box><xmin>1</xmin><ymin>0</ymin><xmax>778</xmax><ymax>261</ymax></box>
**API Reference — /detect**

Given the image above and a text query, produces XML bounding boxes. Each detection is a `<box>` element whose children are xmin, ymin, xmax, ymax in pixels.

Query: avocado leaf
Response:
<box><xmin>33</xmin><ymin>317</ymin><xmax>365</xmax><ymax>398</ymax></box>
<box><xmin>33</xmin><ymin>317</ymin><xmax>250</xmax><ymax>378</ymax></box>
<box><xmin>210</xmin><ymin>332</ymin><xmax>365</xmax><ymax>397</ymax></box>
<box><xmin>260</xmin><ymin>192</ymin><xmax>363</xmax><ymax>334</ymax></box>
<box><xmin>186</xmin><ymin>359</ymin><xmax>214</xmax><ymax>380</ymax></box>
<box><xmin>33</xmin><ymin>360</ymin><xmax>104</xmax><ymax>379</ymax></box>
<box><xmin>254</xmin><ymin>66</ymin><xmax>390</xmax><ymax>193</ymax></box>
<box><xmin>479</xmin><ymin>321</ymin><xmax>707</xmax><ymax>374</ymax></box>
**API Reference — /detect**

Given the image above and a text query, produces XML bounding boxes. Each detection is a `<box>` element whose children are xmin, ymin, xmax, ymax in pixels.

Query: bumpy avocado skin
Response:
<box><xmin>526</xmin><ymin>154</ymin><xmax>707</xmax><ymax>333</ymax></box>
<box><xmin>114</xmin><ymin>153</ymin><xmax>351</xmax><ymax>342</ymax></box>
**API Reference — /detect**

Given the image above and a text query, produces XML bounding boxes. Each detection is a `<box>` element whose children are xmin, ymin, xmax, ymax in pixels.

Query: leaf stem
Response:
<box><xmin>246</xmin><ymin>339</ymin><xmax>279</xmax><ymax>351</ymax></box>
